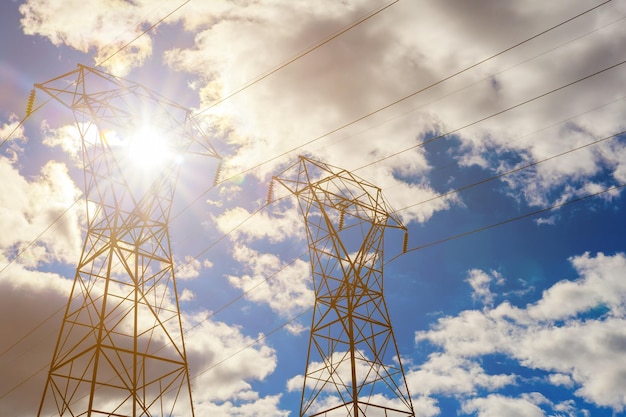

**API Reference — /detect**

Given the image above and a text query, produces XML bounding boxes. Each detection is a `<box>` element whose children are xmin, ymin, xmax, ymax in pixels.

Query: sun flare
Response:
<box><xmin>102</xmin><ymin>126</ymin><xmax>181</xmax><ymax>174</ymax></box>
<box><xmin>127</xmin><ymin>126</ymin><xmax>173</xmax><ymax>170</ymax></box>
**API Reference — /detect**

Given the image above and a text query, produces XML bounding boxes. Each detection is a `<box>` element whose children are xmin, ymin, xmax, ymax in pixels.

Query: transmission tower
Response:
<box><xmin>272</xmin><ymin>156</ymin><xmax>415</xmax><ymax>417</ymax></box>
<box><xmin>33</xmin><ymin>64</ymin><xmax>220</xmax><ymax>416</ymax></box>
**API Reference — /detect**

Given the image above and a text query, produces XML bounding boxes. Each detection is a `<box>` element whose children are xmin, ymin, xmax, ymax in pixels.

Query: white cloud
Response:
<box><xmin>0</xmin><ymin>156</ymin><xmax>84</xmax><ymax>265</ymax></box>
<box><xmin>1</xmin><ymin>118</ymin><xmax>27</xmax><ymax>162</ymax></box>
<box><xmin>0</xmin><ymin>262</ymin><xmax>284</xmax><ymax>416</ymax></box>
<box><xmin>41</xmin><ymin>121</ymin><xmax>84</xmax><ymax>163</ymax></box>
<box><xmin>20</xmin><ymin>0</ymin><xmax>157</xmax><ymax>75</ymax></box>
<box><xmin>466</xmin><ymin>269</ymin><xmax>504</xmax><ymax>307</ymax></box>
<box><xmin>527</xmin><ymin>251</ymin><xmax>626</xmax><ymax>321</ymax></box>
<box><xmin>461</xmin><ymin>394</ymin><xmax>545</xmax><ymax>417</ymax></box>
<box><xmin>548</xmin><ymin>373</ymin><xmax>574</xmax><ymax>388</ymax></box>
<box><xmin>407</xmin><ymin>353</ymin><xmax>514</xmax><ymax>397</ymax></box>
<box><xmin>179</xmin><ymin>288</ymin><xmax>195</xmax><ymax>302</ymax></box>
<box><xmin>183</xmin><ymin>313</ymin><xmax>279</xmax><ymax>404</ymax></box>
<box><xmin>414</xmin><ymin>252</ymin><xmax>626</xmax><ymax>412</ymax></box>
<box><xmin>226</xmin><ymin>244</ymin><xmax>313</xmax><ymax>320</ymax></box>
<box><xmin>412</xmin><ymin>396</ymin><xmax>441</xmax><ymax>417</ymax></box>
<box><xmin>213</xmin><ymin>203</ymin><xmax>303</xmax><ymax>243</ymax></box>
<box><xmin>195</xmin><ymin>393</ymin><xmax>289</xmax><ymax>417</ymax></box>
<box><xmin>0</xmin><ymin>265</ymin><xmax>72</xmax><ymax>416</ymax></box>
<box><xmin>176</xmin><ymin>255</ymin><xmax>202</xmax><ymax>280</ymax></box>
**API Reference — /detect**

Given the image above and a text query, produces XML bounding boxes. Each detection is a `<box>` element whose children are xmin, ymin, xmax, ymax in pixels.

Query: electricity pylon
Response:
<box><xmin>272</xmin><ymin>156</ymin><xmax>415</xmax><ymax>417</ymax></box>
<box><xmin>34</xmin><ymin>64</ymin><xmax>220</xmax><ymax>417</ymax></box>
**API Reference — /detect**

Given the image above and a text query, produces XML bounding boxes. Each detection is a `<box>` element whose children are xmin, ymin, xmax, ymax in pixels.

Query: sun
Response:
<box><xmin>102</xmin><ymin>125</ymin><xmax>181</xmax><ymax>176</ymax></box>
<box><xmin>127</xmin><ymin>126</ymin><xmax>175</xmax><ymax>170</ymax></box>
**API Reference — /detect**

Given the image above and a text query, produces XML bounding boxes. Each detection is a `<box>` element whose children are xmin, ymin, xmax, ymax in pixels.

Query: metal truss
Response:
<box><xmin>274</xmin><ymin>156</ymin><xmax>415</xmax><ymax>417</ymax></box>
<box><xmin>34</xmin><ymin>65</ymin><xmax>220</xmax><ymax>417</ymax></box>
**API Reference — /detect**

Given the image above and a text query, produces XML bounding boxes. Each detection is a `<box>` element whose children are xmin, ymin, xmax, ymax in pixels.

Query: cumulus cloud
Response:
<box><xmin>213</xmin><ymin>203</ymin><xmax>303</xmax><ymax>243</ymax></box>
<box><xmin>0</xmin><ymin>118</ymin><xmax>27</xmax><ymax>162</ymax></box>
<box><xmin>10</xmin><ymin>1</ymin><xmax>626</xmax><ymax>416</ymax></box>
<box><xmin>41</xmin><ymin>121</ymin><xmax>84</xmax><ymax>163</ymax></box>
<box><xmin>413</xmin><ymin>252</ymin><xmax>626</xmax><ymax>412</ymax></box>
<box><xmin>0</xmin><ymin>264</ymin><xmax>73</xmax><ymax>416</ymax></box>
<box><xmin>183</xmin><ymin>312</ymin><xmax>281</xmax><ymax>411</ymax></box>
<box><xmin>407</xmin><ymin>353</ymin><xmax>514</xmax><ymax>397</ymax></box>
<box><xmin>0</xmin><ymin>260</ymin><xmax>284</xmax><ymax>416</ymax></box>
<box><xmin>461</xmin><ymin>394</ymin><xmax>546</xmax><ymax>417</ymax></box>
<box><xmin>19</xmin><ymin>0</ymin><xmax>159</xmax><ymax>75</ymax></box>
<box><xmin>176</xmin><ymin>255</ymin><xmax>203</xmax><ymax>280</ymax></box>
<box><xmin>226</xmin><ymin>244</ymin><xmax>313</xmax><ymax>321</ymax></box>
<box><xmin>166</xmin><ymin>0</ymin><xmax>626</xmax><ymax>216</ymax></box>
<box><xmin>466</xmin><ymin>269</ymin><xmax>504</xmax><ymax>307</ymax></box>
<box><xmin>0</xmin><ymin>156</ymin><xmax>83</xmax><ymax>266</ymax></box>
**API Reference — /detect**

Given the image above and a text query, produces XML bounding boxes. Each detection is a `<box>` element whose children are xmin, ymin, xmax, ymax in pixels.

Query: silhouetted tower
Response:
<box><xmin>33</xmin><ymin>65</ymin><xmax>220</xmax><ymax>416</ymax></box>
<box><xmin>273</xmin><ymin>156</ymin><xmax>414</xmax><ymax>417</ymax></box>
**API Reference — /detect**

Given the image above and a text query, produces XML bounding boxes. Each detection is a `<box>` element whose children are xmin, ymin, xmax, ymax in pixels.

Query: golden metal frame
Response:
<box><xmin>35</xmin><ymin>65</ymin><xmax>220</xmax><ymax>417</ymax></box>
<box><xmin>274</xmin><ymin>156</ymin><xmax>415</xmax><ymax>417</ymax></box>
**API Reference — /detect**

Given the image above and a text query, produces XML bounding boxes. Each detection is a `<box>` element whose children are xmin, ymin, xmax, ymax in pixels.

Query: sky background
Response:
<box><xmin>1</xmin><ymin>0</ymin><xmax>626</xmax><ymax>416</ymax></box>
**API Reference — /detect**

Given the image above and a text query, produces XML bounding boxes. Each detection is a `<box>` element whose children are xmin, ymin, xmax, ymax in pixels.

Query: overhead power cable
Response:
<box><xmin>194</xmin><ymin>0</ymin><xmax>400</xmax><ymax>115</ymax></box>
<box><xmin>4</xmin><ymin>18</ymin><xmax>622</xmax><ymax>363</ymax></box>
<box><xmin>5</xmin><ymin>115</ymin><xmax>623</xmax><ymax>401</ymax></box>
<box><xmin>0</xmin><ymin>0</ymin><xmax>616</xmax><ymax>404</ymax></box>
<box><xmin>397</xmin><ymin>128</ymin><xmax>626</xmax><ymax>212</ymax></box>
<box><xmin>177</xmin><ymin>0</ymin><xmax>613</xmax><ymax>214</ymax></box>
<box><xmin>1</xmin><ymin>0</ymin><xmax>192</xmax><ymax>151</ymax></box>
<box><xmin>387</xmin><ymin>182</ymin><xmax>626</xmax><ymax>264</ymax></box>
<box><xmin>306</xmin><ymin>12</ymin><xmax>626</xmax><ymax>159</ymax></box>
<box><xmin>96</xmin><ymin>0</ymin><xmax>192</xmax><ymax>67</ymax></box>
<box><xmin>4</xmin><ymin>52</ymin><xmax>622</xmax><ymax>365</ymax></box>
<box><xmin>354</xmin><ymin>58</ymin><xmax>626</xmax><ymax>173</ymax></box>
<box><xmin>0</xmin><ymin>197</ymin><xmax>81</xmax><ymax>276</ymax></box>
<box><xmin>6</xmin><ymin>177</ymin><xmax>624</xmax><ymax>407</ymax></box>
<box><xmin>151</xmin><ymin>185</ymin><xmax>626</xmax><ymax>396</ymax></box>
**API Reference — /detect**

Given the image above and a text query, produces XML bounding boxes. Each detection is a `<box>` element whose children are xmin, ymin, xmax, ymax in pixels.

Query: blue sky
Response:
<box><xmin>1</xmin><ymin>1</ymin><xmax>626</xmax><ymax>416</ymax></box>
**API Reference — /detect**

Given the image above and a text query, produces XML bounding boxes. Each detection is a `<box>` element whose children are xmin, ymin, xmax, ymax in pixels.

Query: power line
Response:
<box><xmin>305</xmin><ymin>12</ymin><xmax>626</xmax><ymax>160</ymax></box>
<box><xmin>4</xmin><ymin>177</ymin><xmax>623</xmax><ymax>405</ymax></box>
<box><xmin>194</xmin><ymin>0</ymin><xmax>400</xmax><ymax>116</ymax></box>
<box><xmin>5</xmin><ymin>119</ymin><xmax>623</xmax><ymax>403</ymax></box>
<box><xmin>4</xmin><ymin>53</ymin><xmax>622</xmax><ymax>365</ymax></box>
<box><xmin>4</xmin><ymin>38</ymin><xmax>623</xmax><ymax>365</ymax></box>
<box><xmin>2</xmin><ymin>1</ymin><xmax>193</xmax><ymax>151</ymax></box>
<box><xmin>96</xmin><ymin>0</ymin><xmax>192</xmax><ymax>67</ymax></box>
<box><xmin>1</xmin><ymin>1</ymin><xmax>622</xmax><ymax>405</ymax></box>
<box><xmin>177</xmin><ymin>0</ymin><xmax>614</xmax><ymax>215</ymax></box>
<box><xmin>0</xmin><ymin>197</ymin><xmax>81</xmax><ymax>276</ymax></box>
<box><xmin>387</xmin><ymin>182</ymin><xmax>626</xmax><ymax>264</ymax></box>
<box><xmin>354</xmin><ymin>58</ymin><xmax>626</xmax><ymax>173</ymax></box>
<box><xmin>397</xmin><ymin>129</ymin><xmax>626</xmax><ymax>212</ymax></box>
<box><xmin>374</xmin><ymin>92</ymin><xmax>626</xmax><ymax>202</ymax></box>
<box><xmin>4</xmin><ymin>132</ymin><xmax>624</xmax><ymax>411</ymax></box>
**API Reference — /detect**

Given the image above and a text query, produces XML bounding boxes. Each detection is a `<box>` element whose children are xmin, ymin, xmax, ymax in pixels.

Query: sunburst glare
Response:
<box><xmin>127</xmin><ymin>126</ymin><xmax>175</xmax><ymax>170</ymax></box>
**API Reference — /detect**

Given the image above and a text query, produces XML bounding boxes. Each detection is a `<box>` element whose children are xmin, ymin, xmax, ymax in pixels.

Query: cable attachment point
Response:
<box><xmin>26</xmin><ymin>89</ymin><xmax>36</xmax><ymax>117</ymax></box>
<box><xmin>402</xmin><ymin>231</ymin><xmax>409</xmax><ymax>253</ymax></box>
<box><xmin>267</xmin><ymin>178</ymin><xmax>275</xmax><ymax>205</ymax></box>
<box><xmin>213</xmin><ymin>159</ymin><xmax>223</xmax><ymax>186</ymax></box>
<box><xmin>338</xmin><ymin>210</ymin><xmax>345</xmax><ymax>231</ymax></box>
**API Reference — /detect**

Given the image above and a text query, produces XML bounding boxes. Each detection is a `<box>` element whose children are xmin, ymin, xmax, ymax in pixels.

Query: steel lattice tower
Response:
<box><xmin>34</xmin><ymin>65</ymin><xmax>220</xmax><ymax>417</ymax></box>
<box><xmin>273</xmin><ymin>156</ymin><xmax>415</xmax><ymax>417</ymax></box>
